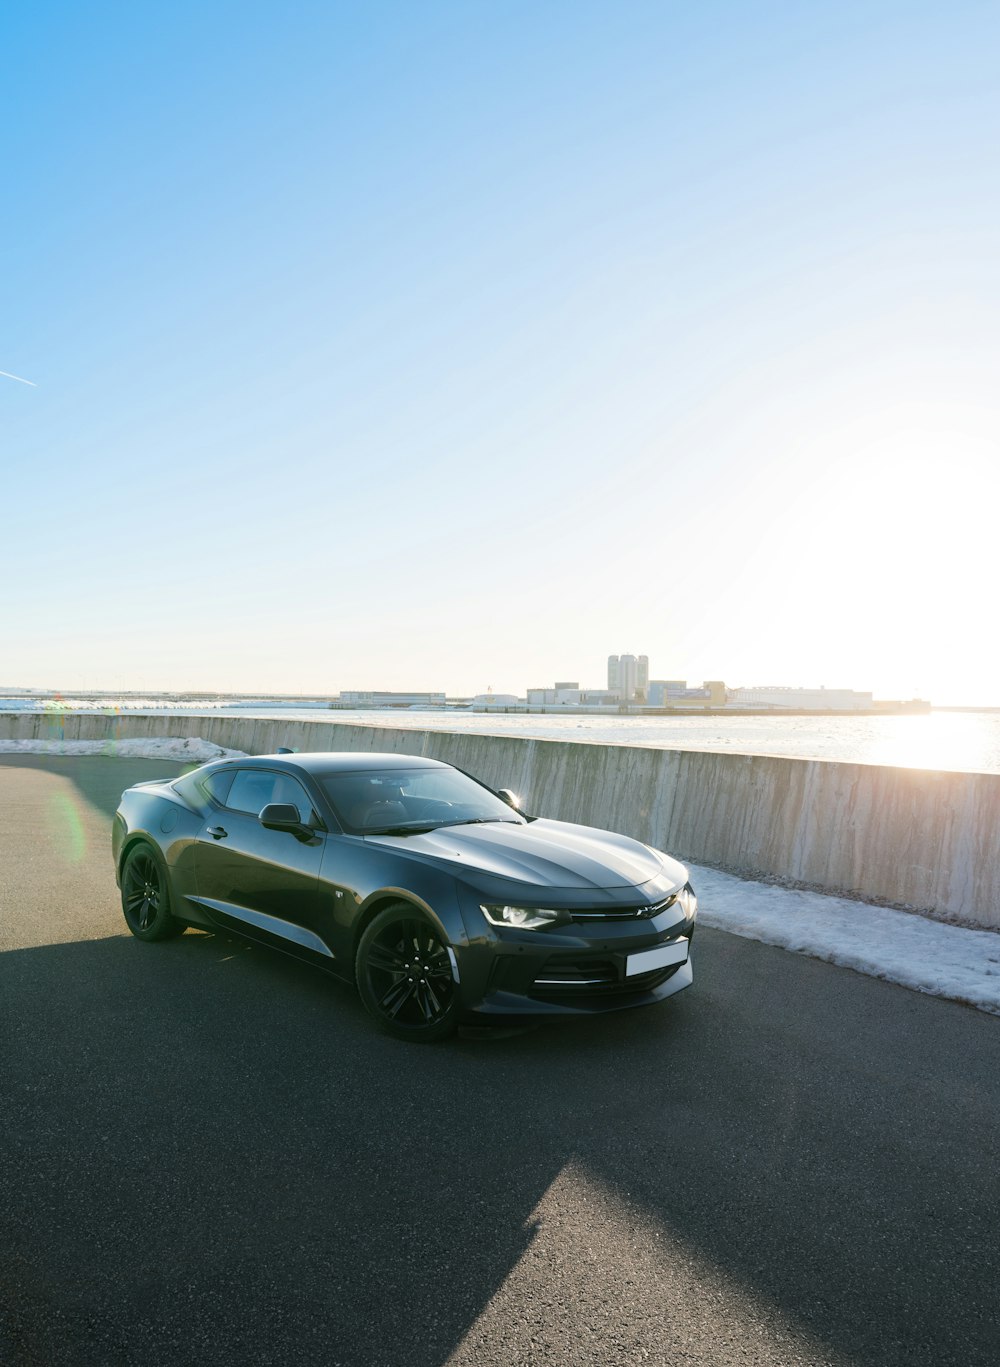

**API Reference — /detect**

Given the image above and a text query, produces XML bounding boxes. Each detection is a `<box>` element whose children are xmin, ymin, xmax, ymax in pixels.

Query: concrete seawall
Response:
<box><xmin>4</xmin><ymin>710</ymin><xmax>998</xmax><ymax>930</ymax></box>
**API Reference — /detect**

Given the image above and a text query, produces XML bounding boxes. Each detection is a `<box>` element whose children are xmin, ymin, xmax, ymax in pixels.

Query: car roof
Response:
<box><xmin>208</xmin><ymin>751</ymin><xmax>450</xmax><ymax>776</ymax></box>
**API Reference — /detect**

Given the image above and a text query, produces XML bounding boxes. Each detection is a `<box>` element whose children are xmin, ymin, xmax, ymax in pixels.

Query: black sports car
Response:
<box><xmin>113</xmin><ymin>751</ymin><xmax>696</xmax><ymax>1040</ymax></box>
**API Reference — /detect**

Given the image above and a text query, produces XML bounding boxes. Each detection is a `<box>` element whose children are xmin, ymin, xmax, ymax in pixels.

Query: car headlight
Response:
<box><xmin>675</xmin><ymin>883</ymin><xmax>697</xmax><ymax>920</ymax></box>
<box><xmin>481</xmin><ymin>904</ymin><xmax>565</xmax><ymax>930</ymax></box>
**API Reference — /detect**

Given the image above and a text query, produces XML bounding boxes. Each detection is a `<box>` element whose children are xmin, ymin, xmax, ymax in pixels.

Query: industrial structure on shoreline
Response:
<box><xmin>325</xmin><ymin>653</ymin><xmax>923</xmax><ymax>714</ymax></box>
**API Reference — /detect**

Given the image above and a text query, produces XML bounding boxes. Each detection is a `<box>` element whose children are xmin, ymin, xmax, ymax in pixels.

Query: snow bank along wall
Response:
<box><xmin>4</xmin><ymin>711</ymin><xmax>997</xmax><ymax>931</ymax></box>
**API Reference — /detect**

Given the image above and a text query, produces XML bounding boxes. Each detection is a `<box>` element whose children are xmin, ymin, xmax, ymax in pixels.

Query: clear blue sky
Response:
<box><xmin>3</xmin><ymin>2</ymin><xmax>999</xmax><ymax>702</ymax></box>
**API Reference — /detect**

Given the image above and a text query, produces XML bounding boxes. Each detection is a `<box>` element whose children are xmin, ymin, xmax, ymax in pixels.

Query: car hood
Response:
<box><xmin>364</xmin><ymin>817</ymin><xmax>686</xmax><ymax>894</ymax></box>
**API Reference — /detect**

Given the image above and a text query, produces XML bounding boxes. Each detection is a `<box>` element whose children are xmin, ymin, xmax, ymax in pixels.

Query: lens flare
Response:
<box><xmin>46</xmin><ymin>792</ymin><xmax>87</xmax><ymax>863</ymax></box>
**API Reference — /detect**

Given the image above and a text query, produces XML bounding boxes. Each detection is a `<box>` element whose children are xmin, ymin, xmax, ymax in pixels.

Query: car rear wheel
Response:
<box><xmin>356</xmin><ymin>904</ymin><xmax>458</xmax><ymax>1042</ymax></box>
<box><xmin>121</xmin><ymin>844</ymin><xmax>184</xmax><ymax>942</ymax></box>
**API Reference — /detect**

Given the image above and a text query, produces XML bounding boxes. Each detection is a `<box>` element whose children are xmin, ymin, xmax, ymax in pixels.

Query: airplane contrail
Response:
<box><xmin>0</xmin><ymin>369</ymin><xmax>37</xmax><ymax>386</ymax></box>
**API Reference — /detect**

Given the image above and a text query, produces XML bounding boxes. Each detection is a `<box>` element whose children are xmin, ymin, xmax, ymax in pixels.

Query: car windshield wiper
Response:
<box><xmin>434</xmin><ymin>817</ymin><xmax>523</xmax><ymax>828</ymax></box>
<box><xmin>362</xmin><ymin>817</ymin><xmax>521</xmax><ymax>836</ymax></box>
<box><xmin>361</xmin><ymin>822</ymin><xmax>448</xmax><ymax>836</ymax></box>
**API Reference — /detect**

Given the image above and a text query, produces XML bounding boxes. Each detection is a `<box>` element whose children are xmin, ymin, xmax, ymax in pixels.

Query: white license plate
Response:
<box><xmin>625</xmin><ymin>938</ymin><xmax>689</xmax><ymax>977</ymax></box>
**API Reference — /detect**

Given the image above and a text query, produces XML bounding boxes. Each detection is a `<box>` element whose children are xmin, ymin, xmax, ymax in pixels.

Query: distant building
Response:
<box><xmin>473</xmin><ymin>692</ymin><xmax>520</xmax><ymax>707</ymax></box>
<box><xmin>607</xmin><ymin>654</ymin><xmax>649</xmax><ymax>701</ymax></box>
<box><xmin>525</xmin><ymin>686</ymin><xmax>625</xmax><ymax>706</ymax></box>
<box><xmin>727</xmin><ymin>686</ymin><xmax>873</xmax><ymax>711</ymax></box>
<box><xmin>579</xmin><ymin>689</ymin><xmax>620</xmax><ymax>706</ymax></box>
<box><xmin>619</xmin><ymin>655</ymin><xmax>637</xmax><ymax>700</ymax></box>
<box><xmin>648</xmin><ymin>680</ymin><xmax>699</xmax><ymax>706</ymax></box>
<box><xmin>647</xmin><ymin>679</ymin><xmax>726</xmax><ymax>707</ymax></box>
<box><xmin>527</xmin><ymin>686</ymin><xmax>584</xmax><ymax>705</ymax></box>
<box><xmin>337</xmin><ymin>691</ymin><xmax>447</xmax><ymax>708</ymax></box>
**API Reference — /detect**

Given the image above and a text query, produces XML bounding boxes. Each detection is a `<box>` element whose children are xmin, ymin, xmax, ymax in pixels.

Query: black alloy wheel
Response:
<box><xmin>356</xmin><ymin>904</ymin><xmax>458</xmax><ymax>1041</ymax></box>
<box><xmin>121</xmin><ymin>845</ymin><xmax>183</xmax><ymax>941</ymax></box>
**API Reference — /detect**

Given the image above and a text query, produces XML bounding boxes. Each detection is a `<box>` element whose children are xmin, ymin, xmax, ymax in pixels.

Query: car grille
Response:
<box><xmin>529</xmin><ymin>951</ymin><xmax>683</xmax><ymax>1003</ymax></box>
<box><xmin>567</xmin><ymin>893</ymin><xmax>678</xmax><ymax>923</ymax></box>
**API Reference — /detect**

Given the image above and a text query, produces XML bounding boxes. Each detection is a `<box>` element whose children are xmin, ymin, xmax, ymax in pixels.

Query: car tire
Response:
<box><xmin>120</xmin><ymin>843</ymin><xmax>184</xmax><ymax>942</ymax></box>
<box><xmin>356</xmin><ymin>903</ymin><xmax>459</xmax><ymax>1042</ymax></box>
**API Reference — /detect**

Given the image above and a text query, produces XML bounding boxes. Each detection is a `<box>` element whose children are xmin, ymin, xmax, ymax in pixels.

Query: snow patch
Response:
<box><xmin>690</xmin><ymin>863</ymin><xmax>1000</xmax><ymax>1016</ymax></box>
<box><xmin>0</xmin><ymin>737</ymin><xmax>245</xmax><ymax>762</ymax></box>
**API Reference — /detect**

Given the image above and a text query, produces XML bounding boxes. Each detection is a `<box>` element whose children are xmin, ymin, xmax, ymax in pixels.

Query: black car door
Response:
<box><xmin>192</xmin><ymin>767</ymin><xmax>334</xmax><ymax>963</ymax></box>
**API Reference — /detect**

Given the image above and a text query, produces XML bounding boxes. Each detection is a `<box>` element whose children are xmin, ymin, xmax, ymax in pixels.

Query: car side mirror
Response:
<box><xmin>259</xmin><ymin>802</ymin><xmax>312</xmax><ymax>838</ymax></box>
<box><xmin>497</xmin><ymin>788</ymin><xmax>522</xmax><ymax>812</ymax></box>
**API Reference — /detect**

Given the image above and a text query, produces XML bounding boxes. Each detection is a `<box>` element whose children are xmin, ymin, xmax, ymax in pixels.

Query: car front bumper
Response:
<box><xmin>463</xmin><ymin>954</ymin><xmax>694</xmax><ymax>1018</ymax></box>
<box><xmin>453</xmin><ymin>902</ymin><xmax>696</xmax><ymax>1019</ymax></box>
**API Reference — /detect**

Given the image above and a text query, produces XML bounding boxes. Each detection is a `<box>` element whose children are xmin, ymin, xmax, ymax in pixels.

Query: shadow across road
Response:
<box><xmin>0</xmin><ymin>752</ymin><xmax>195</xmax><ymax>821</ymax></box>
<box><xmin>2</xmin><ymin>921</ymin><xmax>1000</xmax><ymax>1366</ymax></box>
<box><xmin>1</xmin><ymin>928</ymin><xmax>563</xmax><ymax>1365</ymax></box>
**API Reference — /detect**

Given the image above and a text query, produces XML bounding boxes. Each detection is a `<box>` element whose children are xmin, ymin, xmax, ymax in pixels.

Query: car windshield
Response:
<box><xmin>320</xmin><ymin>767</ymin><xmax>524</xmax><ymax>836</ymax></box>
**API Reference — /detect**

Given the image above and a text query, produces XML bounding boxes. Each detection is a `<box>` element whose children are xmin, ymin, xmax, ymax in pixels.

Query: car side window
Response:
<box><xmin>271</xmin><ymin>773</ymin><xmax>319</xmax><ymax>826</ymax></box>
<box><xmin>225</xmin><ymin>769</ymin><xmax>318</xmax><ymax>825</ymax></box>
<box><xmin>226</xmin><ymin>770</ymin><xmax>280</xmax><ymax>817</ymax></box>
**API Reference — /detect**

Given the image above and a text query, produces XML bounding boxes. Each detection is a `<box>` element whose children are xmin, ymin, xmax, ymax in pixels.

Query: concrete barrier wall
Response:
<box><xmin>4</xmin><ymin>710</ymin><xmax>998</xmax><ymax>930</ymax></box>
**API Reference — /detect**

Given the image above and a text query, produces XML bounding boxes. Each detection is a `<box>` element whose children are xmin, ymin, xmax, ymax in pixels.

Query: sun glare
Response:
<box><xmin>865</xmin><ymin>711</ymin><xmax>999</xmax><ymax>773</ymax></box>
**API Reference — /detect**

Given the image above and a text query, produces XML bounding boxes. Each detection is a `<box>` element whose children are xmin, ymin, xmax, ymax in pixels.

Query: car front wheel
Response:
<box><xmin>356</xmin><ymin>904</ymin><xmax>459</xmax><ymax>1042</ymax></box>
<box><xmin>120</xmin><ymin>843</ymin><xmax>184</xmax><ymax>942</ymax></box>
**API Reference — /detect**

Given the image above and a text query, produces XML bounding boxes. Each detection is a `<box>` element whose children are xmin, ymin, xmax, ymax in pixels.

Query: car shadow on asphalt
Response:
<box><xmin>4</xmin><ymin>919</ymin><xmax>1000</xmax><ymax>1366</ymax></box>
<box><xmin>0</xmin><ymin>752</ymin><xmax>194</xmax><ymax>823</ymax></box>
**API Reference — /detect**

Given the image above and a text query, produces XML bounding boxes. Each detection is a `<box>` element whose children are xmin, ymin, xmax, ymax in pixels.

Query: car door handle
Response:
<box><xmin>207</xmin><ymin>826</ymin><xmax>228</xmax><ymax>840</ymax></box>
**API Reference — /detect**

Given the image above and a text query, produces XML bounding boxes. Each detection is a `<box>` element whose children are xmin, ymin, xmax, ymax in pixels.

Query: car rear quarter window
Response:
<box><xmin>172</xmin><ymin>768</ymin><xmax>232</xmax><ymax>812</ymax></box>
<box><xmin>225</xmin><ymin>769</ymin><xmax>317</xmax><ymax>824</ymax></box>
<box><xmin>202</xmin><ymin>769</ymin><xmax>237</xmax><ymax>806</ymax></box>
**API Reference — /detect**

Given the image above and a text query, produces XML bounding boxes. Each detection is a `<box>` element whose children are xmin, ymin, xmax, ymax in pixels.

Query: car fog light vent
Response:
<box><xmin>533</xmin><ymin>956</ymin><xmax>619</xmax><ymax>986</ymax></box>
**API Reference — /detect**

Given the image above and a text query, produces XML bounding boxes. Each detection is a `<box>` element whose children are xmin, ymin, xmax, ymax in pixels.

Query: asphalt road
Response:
<box><xmin>2</xmin><ymin>754</ymin><xmax>999</xmax><ymax>1367</ymax></box>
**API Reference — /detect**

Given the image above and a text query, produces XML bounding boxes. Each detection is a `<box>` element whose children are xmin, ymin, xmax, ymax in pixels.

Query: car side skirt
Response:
<box><xmin>188</xmin><ymin>896</ymin><xmax>334</xmax><ymax>958</ymax></box>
